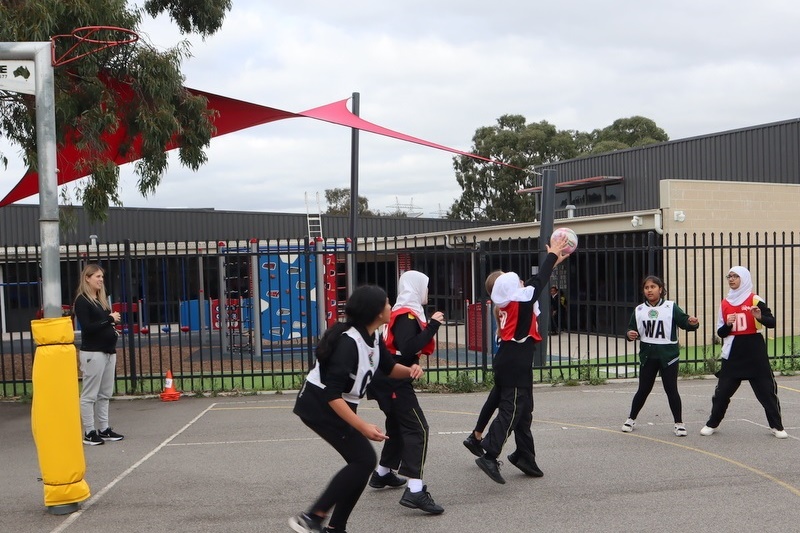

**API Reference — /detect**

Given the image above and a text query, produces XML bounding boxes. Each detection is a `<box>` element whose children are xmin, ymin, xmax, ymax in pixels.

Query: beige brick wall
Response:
<box><xmin>658</xmin><ymin>180</ymin><xmax>800</xmax><ymax>349</ymax></box>
<box><xmin>659</xmin><ymin>180</ymin><xmax>800</xmax><ymax>234</ymax></box>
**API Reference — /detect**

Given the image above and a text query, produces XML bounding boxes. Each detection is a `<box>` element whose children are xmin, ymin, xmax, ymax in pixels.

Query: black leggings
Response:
<box><xmin>629</xmin><ymin>357</ymin><xmax>682</xmax><ymax>423</ymax></box>
<box><xmin>300</xmin><ymin>418</ymin><xmax>376</xmax><ymax>530</ymax></box>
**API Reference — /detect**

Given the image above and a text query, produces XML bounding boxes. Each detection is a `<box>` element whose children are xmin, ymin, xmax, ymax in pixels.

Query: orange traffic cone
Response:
<box><xmin>159</xmin><ymin>370</ymin><xmax>181</xmax><ymax>402</ymax></box>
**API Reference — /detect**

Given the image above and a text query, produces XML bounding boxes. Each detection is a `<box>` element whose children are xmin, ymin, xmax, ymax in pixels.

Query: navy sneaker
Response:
<box><xmin>368</xmin><ymin>470</ymin><xmax>406</xmax><ymax>489</ymax></box>
<box><xmin>507</xmin><ymin>451</ymin><xmax>544</xmax><ymax>477</ymax></box>
<box><xmin>399</xmin><ymin>485</ymin><xmax>444</xmax><ymax>514</ymax></box>
<box><xmin>463</xmin><ymin>433</ymin><xmax>484</xmax><ymax>457</ymax></box>
<box><xmin>288</xmin><ymin>512</ymin><xmax>323</xmax><ymax>533</ymax></box>
<box><xmin>475</xmin><ymin>456</ymin><xmax>505</xmax><ymax>484</ymax></box>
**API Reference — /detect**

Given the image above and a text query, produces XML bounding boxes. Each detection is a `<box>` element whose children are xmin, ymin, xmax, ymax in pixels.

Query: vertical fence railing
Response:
<box><xmin>1</xmin><ymin>232</ymin><xmax>799</xmax><ymax>397</ymax></box>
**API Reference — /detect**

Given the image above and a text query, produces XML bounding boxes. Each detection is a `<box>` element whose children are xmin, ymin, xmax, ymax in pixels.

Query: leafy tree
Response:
<box><xmin>324</xmin><ymin>187</ymin><xmax>377</xmax><ymax>216</ymax></box>
<box><xmin>449</xmin><ymin>115</ymin><xmax>577</xmax><ymax>221</ymax></box>
<box><xmin>449</xmin><ymin>114</ymin><xmax>669</xmax><ymax>221</ymax></box>
<box><xmin>595</xmin><ymin>116</ymin><xmax>669</xmax><ymax>149</ymax></box>
<box><xmin>0</xmin><ymin>0</ymin><xmax>232</xmax><ymax>220</ymax></box>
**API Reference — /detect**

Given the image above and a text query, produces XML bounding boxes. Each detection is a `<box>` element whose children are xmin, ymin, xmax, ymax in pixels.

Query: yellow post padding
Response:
<box><xmin>31</xmin><ymin>317</ymin><xmax>91</xmax><ymax>508</ymax></box>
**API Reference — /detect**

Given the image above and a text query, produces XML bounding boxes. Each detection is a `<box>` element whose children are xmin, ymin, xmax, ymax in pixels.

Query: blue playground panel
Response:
<box><xmin>258</xmin><ymin>252</ymin><xmax>318</xmax><ymax>341</ymax></box>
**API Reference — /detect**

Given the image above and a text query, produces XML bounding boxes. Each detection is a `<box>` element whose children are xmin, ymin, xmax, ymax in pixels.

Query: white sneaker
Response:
<box><xmin>771</xmin><ymin>428</ymin><xmax>789</xmax><ymax>439</ymax></box>
<box><xmin>674</xmin><ymin>424</ymin><xmax>687</xmax><ymax>437</ymax></box>
<box><xmin>622</xmin><ymin>418</ymin><xmax>635</xmax><ymax>432</ymax></box>
<box><xmin>700</xmin><ymin>425</ymin><xmax>715</xmax><ymax>436</ymax></box>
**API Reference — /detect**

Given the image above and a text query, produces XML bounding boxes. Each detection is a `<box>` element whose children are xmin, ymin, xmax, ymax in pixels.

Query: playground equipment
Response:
<box><xmin>177</xmin><ymin>239</ymin><xmax>349</xmax><ymax>355</ymax></box>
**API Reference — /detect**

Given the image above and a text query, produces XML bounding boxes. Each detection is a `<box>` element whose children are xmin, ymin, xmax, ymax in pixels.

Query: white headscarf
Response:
<box><xmin>490</xmin><ymin>272</ymin><xmax>535</xmax><ymax>308</ymax></box>
<box><xmin>393</xmin><ymin>270</ymin><xmax>428</xmax><ymax>321</ymax></box>
<box><xmin>725</xmin><ymin>266</ymin><xmax>753</xmax><ymax>306</ymax></box>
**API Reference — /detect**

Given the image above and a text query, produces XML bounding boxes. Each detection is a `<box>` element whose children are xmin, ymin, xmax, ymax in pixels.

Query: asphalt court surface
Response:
<box><xmin>4</xmin><ymin>376</ymin><xmax>800</xmax><ymax>533</ymax></box>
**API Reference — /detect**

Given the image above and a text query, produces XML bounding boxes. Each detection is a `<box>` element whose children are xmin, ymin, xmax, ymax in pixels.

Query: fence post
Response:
<box><xmin>124</xmin><ymin>239</ymin><xmax>137</xmax><ymax>391</ymax></box>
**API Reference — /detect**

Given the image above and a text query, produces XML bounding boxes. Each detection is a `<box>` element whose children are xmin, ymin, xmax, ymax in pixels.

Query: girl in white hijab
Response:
<box><xmin>366</xmin><ymin>270</ymin><xmax>445</xmax><ymax>514</ymax></box>
<box><xmin>700</xmin><ymin>266</ymin><xmax>787</xmax><ymax>438</ymax></box>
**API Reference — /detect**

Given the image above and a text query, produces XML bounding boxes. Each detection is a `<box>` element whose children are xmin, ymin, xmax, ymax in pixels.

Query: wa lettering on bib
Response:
<box><xmin>634</xmin><ymin>301</ymin><xmax>675</xmax><ymax>345</ymax></box>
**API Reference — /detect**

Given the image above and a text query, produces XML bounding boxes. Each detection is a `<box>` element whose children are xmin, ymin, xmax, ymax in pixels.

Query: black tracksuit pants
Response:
<box><xmin>481</xmin><ymin>385</ymin><xmax>535</xmax><ymax>460</ymax></box>
<box><xmin>375</xmin><ymin>385</ymin><xmax>429</xmax><ymax>479</ymax></box>
<box><xmin>706</xmin><ymin>375</ymin><xmax>784</xmax><ymax>431</ymax></box>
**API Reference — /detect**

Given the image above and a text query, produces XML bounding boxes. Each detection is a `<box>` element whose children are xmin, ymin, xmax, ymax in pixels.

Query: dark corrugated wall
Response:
<box><xmin>537</xmin><ymin>118</ymin><xmax>800</xmax><ymax>217</ymax></box>
<box><xmin>0</xmin><ymin>205</ymin><xmax>500</xmax><ymax>245</ymax></box>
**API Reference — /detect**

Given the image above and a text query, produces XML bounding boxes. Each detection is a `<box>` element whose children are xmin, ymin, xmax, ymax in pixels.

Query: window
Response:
<box><xmin>528</xmin><ymin>176</ymin><xmax>624</xmax><ymax>213</ymax></box>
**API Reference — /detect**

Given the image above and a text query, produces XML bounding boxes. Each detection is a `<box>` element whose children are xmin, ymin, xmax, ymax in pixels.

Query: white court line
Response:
<box><xmin>49</xmin><ymin>402</ymin><xmax>218</xmax><ymax>533</ymax></box>
<box><xmin>168</xmin><ymin>437</ymin><xmax>320</xmax><ymax>446</ymax></box>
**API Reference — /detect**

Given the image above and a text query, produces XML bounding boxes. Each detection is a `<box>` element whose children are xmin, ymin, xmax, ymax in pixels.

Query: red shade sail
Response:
<box><xmin>1</xmin><ymin>87</ymin><xmax>517</xmax><ymax>207</ymax></box>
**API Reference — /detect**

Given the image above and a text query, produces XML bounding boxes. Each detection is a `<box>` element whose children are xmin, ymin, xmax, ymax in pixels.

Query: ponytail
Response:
<box><xmin>316</xmin><ymin>320</ymin><xmax>353</xmax><ymax>361</ymax></box>
<box><xmin>314</xmin><ymin>285</ymin><xmax>388</xmax><ymax>362</ymax></box>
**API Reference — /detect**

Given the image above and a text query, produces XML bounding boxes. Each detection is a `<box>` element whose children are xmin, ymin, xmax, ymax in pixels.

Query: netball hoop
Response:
<box><xmin>51</xmin><ymin>25</ymin><xmax>139</xmax><ymax>68</ymax></box>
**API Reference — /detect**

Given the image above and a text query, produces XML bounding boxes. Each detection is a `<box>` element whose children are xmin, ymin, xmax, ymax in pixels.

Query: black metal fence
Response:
<box><xmin>2</xmin><ymin>232</ymin><xmax>798</xmax><ymax>398</ymax></box>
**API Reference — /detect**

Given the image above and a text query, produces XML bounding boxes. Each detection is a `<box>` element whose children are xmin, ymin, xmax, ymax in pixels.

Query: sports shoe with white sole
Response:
<box><xmin>674</xmin><ymin>424</ymin><xmax>687</xmax><ymax>437</ymax></box>
<box><xmin>700</xmin><ymin>425</ymin><xmax>715</xmax><ymax>436</ymax></box>
<box><xmin>288</xmin><ymin>512</ymin><xmax>323</xmax><ymax>533</ymax></box>
<box><xmin>621</xmin><ymin>418</ymin><xmax>635</xmax><ymax>432</ymax></box>
<box><xmin>771</xmin><ymin>428</ymin><xmax>789</xmax><ymax>439</ymax></box>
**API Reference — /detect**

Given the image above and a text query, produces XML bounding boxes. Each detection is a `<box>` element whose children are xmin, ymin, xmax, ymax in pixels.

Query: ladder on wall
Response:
<box><xmin>306</xmin><ymin>192</ymin><xmax>323</xmax><ymax>240</ymax></box>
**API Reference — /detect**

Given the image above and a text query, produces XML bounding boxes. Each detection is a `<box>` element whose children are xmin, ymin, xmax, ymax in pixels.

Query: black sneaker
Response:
<box><xmin>368</xmin><ymin>470</ymin><xmax>407</xmax><ymax>489</ymax></box>
<box><xmin>83</xmin><ymin>430</ymin><xmax>104</xmax><ymax>446</ymax></box>
<box><xmin>288</xmin><ymin>512</ymin><xmax>323</xmax><ymax>533</ymax></box>
<box><xmin>322</xmin><ymin>529</ymin><xmax>346</xmax><ymax>533</ymax></box>
<box><xmin>507</xmin><ymin>451</ymin><xmax>544</xmax><ymax>477</ymax></box>
<box><xmin>399</xmin><ymin>485</ymin><xmax>444</xmax><ymax>514</ymax></box>
<box><xmin>463</xmin><ymin>433</ymin><xmax>484</xmax><ymax>457</ymax></box>
<box><xmin>98</xmin><ymin>428</ymin><xmax>124</xmax><ymax>441</ymax></box>
<box><xmin>475</xmin><ymin>456</ymin><xmax>505</xmax><ymax>484</ymax></box>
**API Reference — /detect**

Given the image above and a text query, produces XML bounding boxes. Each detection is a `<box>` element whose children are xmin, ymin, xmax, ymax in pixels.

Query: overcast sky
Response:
<box><xmin>2</xmin><ymin>0</ymin><xmax>799</xmax><ymax>217</ymax></box>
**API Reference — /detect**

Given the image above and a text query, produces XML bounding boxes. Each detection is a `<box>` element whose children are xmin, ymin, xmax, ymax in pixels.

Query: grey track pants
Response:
<box><xmin>79</xmin><ymin>351</ymin><xmax>117</xmax><ymax>433</ymax></box>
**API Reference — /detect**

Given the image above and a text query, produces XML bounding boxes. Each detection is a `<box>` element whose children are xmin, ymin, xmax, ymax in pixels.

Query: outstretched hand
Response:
<box><xmin>547</xmin><ymin>233</ymin><xmax>571</xmax><ymax>264</ymax></box>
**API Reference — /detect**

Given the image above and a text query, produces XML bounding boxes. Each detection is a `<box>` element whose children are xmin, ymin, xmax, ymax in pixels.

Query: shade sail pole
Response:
<box><xmin>347</xmin><ymin>92</ymin><xmax>360</xmax><ymax>296</ymax></box>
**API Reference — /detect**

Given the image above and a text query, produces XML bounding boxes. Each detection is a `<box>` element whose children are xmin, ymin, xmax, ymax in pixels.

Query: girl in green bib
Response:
<box><xmin>621</xmin><ymin>275</ymin><xmax>699</xmax><ymax>437</ymax></box>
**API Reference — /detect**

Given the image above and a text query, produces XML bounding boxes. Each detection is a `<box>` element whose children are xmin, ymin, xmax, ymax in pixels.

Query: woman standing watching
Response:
<box><xmin>289</xmin><ymin>285</ymin><xmax>424</xmax><ymax>533</ymax></box>
<box><xmin>73</xmin><ymin>264</ymin><xmax>124</xmax><ymax>446</ymax></box>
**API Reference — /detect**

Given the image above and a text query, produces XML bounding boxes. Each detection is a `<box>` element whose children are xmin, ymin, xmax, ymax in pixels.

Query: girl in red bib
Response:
<box><xmin>366</xmin><ymin>270</ymin><xmax>445</xmax><ymax>514</ymax></box>
<box><xmin>700</xmin><ymin>266</ymin><xmax>787</xmax><ymax>438</ymax></box>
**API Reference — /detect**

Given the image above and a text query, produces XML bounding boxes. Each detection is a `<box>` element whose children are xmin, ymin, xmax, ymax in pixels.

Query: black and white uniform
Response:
<box><xmin>293</xmin><ymin>326</ymin><xmax>396</xmax><ymax>531</ymax></box>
